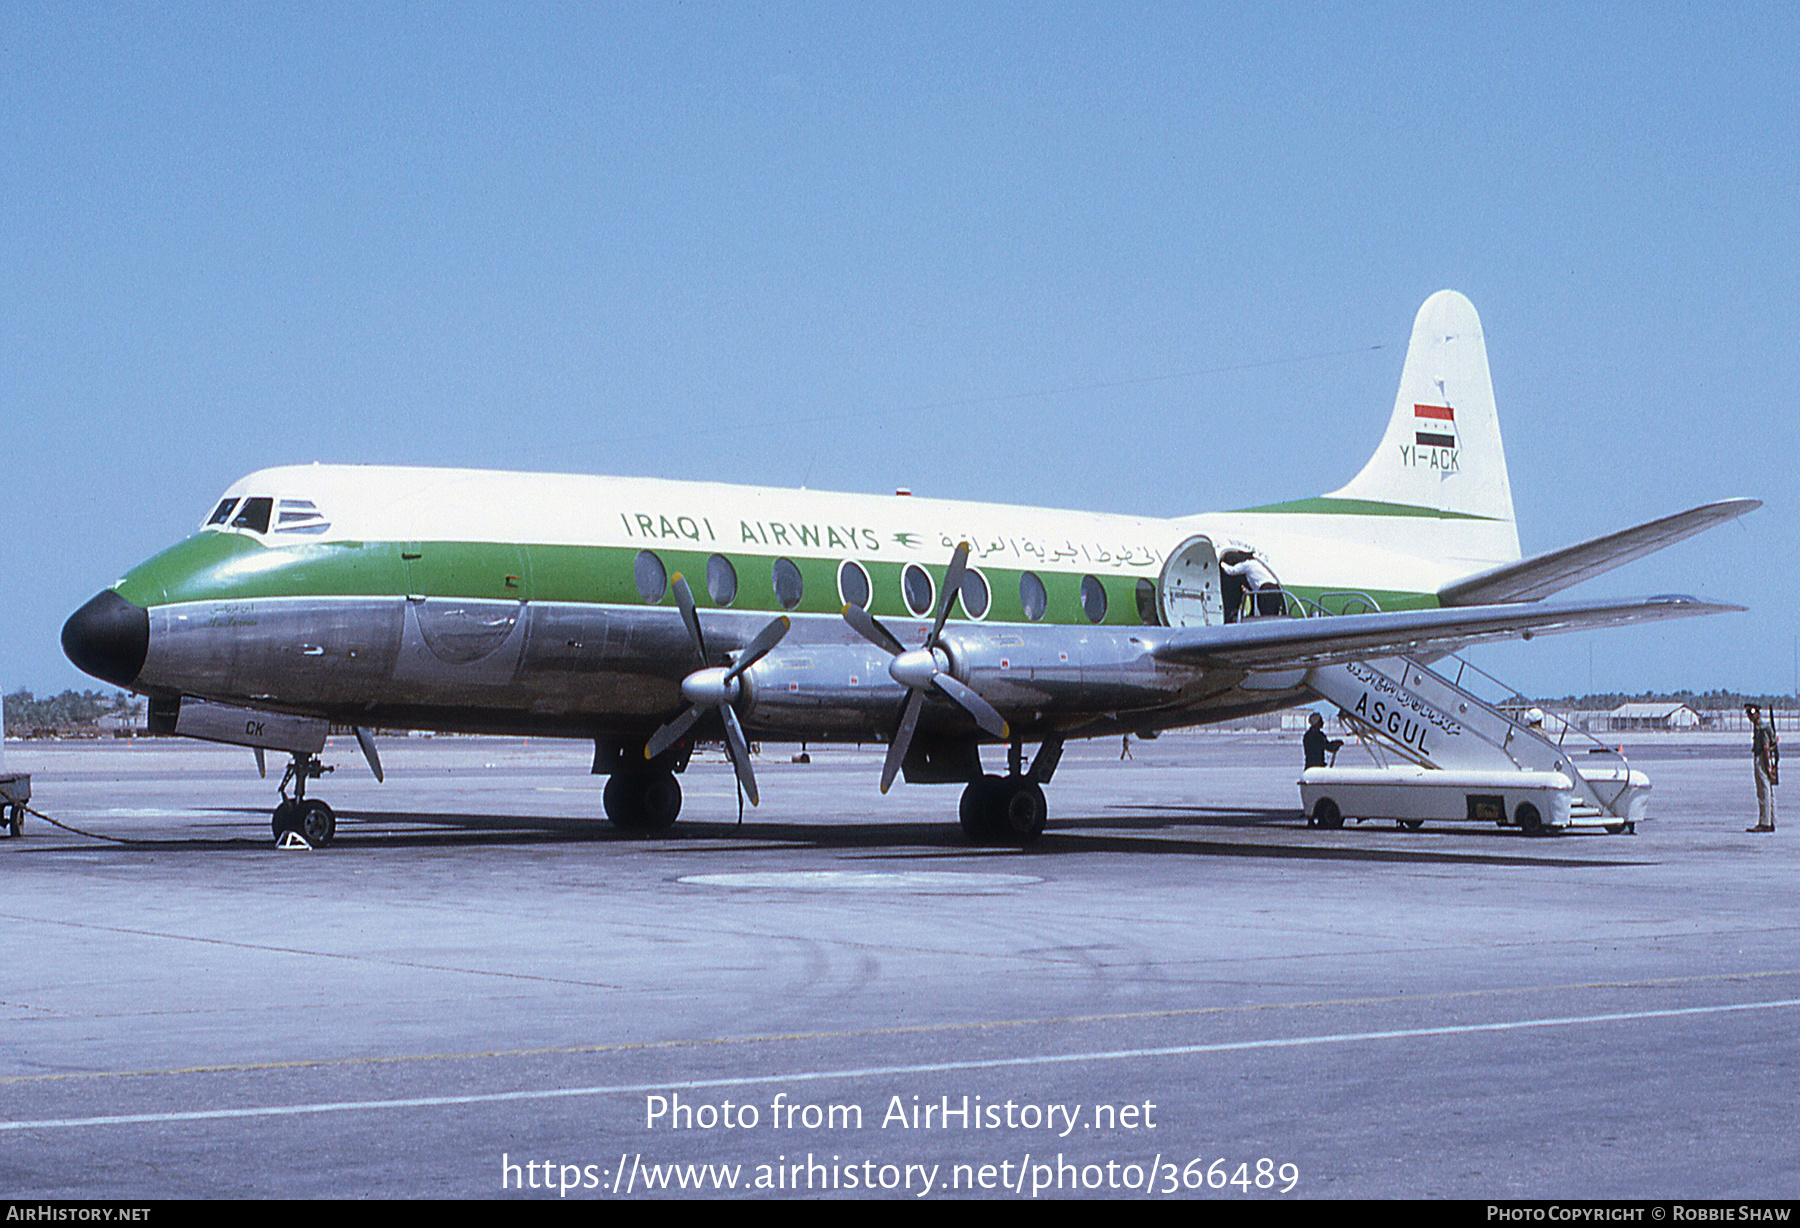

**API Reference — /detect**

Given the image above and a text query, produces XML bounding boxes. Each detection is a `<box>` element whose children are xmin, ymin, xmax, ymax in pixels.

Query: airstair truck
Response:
<box><xmin>1301</xmin><ymin>765</ymin><xmax>1579</xmax><ymax>834</ymax></box>
<box><xmin>0</xmin><ymin>698</ymin><xmax>29</xmax><ymax>837</ymax></box>
<box><xmin>1298</xmin><ymin>653</ymin><xmax>1649</xmax><ymax>835</ymax></box>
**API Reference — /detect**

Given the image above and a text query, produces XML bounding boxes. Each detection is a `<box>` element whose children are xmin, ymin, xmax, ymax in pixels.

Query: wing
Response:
<box><xmin>1151</xmin><ymin>594</ymin><xmax>1740</xmax><ymax>672</ymax></box>
<box><xmin>1438</xmin><ymin>499</ymin><xmax>1760</xmax><ymax>606</ymax></box>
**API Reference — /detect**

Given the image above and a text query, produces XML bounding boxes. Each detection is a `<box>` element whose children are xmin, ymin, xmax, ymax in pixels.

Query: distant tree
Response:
<box><xmin>3</xmin><ymin>689</ymin><xmax>135</xmax><ymax>734</ymax></box>
<box><xmin>1529</xmin><ymin>689</ymin><xmax>1795</xmax><ymax>711</ymax></box>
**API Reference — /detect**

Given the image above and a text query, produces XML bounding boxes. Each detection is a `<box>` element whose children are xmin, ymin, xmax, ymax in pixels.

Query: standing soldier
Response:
<box><xmin>1747</xmin><ymin>703</ymin><xmax>1779</xmax><ymax>832</ymax></box>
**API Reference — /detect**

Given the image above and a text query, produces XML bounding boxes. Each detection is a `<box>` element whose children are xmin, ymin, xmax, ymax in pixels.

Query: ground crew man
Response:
<box><xmin>1747</xmin><ymin>703</ymin><xmax>1779</xmax><ymax>832</ymax></box>
<box><xmin>1222</xmin><ymin>550</ymin><xmax>1283</xmax><ymax>619</ymax></box>
<box><xmin>1304</xmin><ymin>711</ymin><xmax>1343</xmax><ymax>769</ymax></box>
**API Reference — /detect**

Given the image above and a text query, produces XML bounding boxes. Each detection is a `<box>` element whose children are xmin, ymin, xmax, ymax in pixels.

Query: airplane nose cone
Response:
<box><xmin>62</xmin><ymin>590</ymin><xmax>149</xmax><ymax>687</ymax></box>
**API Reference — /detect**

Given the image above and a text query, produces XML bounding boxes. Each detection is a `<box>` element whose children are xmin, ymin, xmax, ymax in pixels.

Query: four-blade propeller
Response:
<box><xmin>644</xmin><ymin>574</ymin><xmax>790</xmax><ymax>806</ymax></box>
<box><xmin>843</xmin><ymin>541</ymin><xmax>1009</xmax><ymax>792</ymax></box>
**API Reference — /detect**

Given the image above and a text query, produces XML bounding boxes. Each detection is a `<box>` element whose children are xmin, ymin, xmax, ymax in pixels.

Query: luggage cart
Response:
<box><xmin>0</xmin><ymin>771</ymin><xmax>29</xmax><ymax>837</ymax></box>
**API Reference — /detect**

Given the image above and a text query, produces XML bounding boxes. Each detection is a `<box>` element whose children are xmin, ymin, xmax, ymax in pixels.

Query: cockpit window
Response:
<box><xmin>273</xmin><ymin>498</ymin><xmax>330</xmax><ymax>535</ymax></box>
<box><xmin>230</xmin><ymin>497</ymin><xmax>274</xmax><ymax>534</ymax></box>
<box><xmin>206</xmin><ymin>498</ymin><xmax>237</xmax><ymax>526</ymax></box>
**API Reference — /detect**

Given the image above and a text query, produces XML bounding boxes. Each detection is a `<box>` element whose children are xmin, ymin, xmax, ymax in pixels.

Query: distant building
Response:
<box><xmin>1608</xmin><ymin>702</ymin><xmax>1704</xmax><ymax>732</ymax></box>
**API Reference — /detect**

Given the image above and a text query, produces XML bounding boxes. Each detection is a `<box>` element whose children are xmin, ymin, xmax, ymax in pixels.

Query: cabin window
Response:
<box><xmin>838</xmin><ymin>560</ymin><xmax>871</xmax><ymax>610</ymax></box>
<box><xmin>634</xmin><ymin>550</ymin><xmax>668</xmax><ymax>603</ymax></box>
<box><xmin>1019</xmin><ymin>571</ymin><xmax>1047</xmax><ymax>622</ymax></box>
<box><xmin>902</xmin><ymin>564</ymin><xmax>935</xmax><ymax>617</ymax></box>
<box><xmin>706</xmin><ymin>553</ymin><xmax>738</xmax><ymax>606</ymax></box>
<box><xmin>1080</xmin><ymin>574</ymin><xmax>1108</xmax><ymax>623</ymax></box>
<box><xmin>1135</xmin><ymin>578</ymin><xmax>1159</xmax><ymax>625</ymax></box>
<box><xmin>772</xmin><ymin>557</ymin><xmax>804</xmax><ymax>610</ymax></box>
<box><xmin>959</xmin><ymin>568</ymin><xmax>990</xmax><ymax>619</ymax></box>
<box><xmin>206</xmin><ymin>498</ymin><xmax>237</xmax><ymax>526</ymax></box>
<box><xmin>230</xmin><ymin>497</ymin><xmax>273</xmax><ymax>534</ymax></box>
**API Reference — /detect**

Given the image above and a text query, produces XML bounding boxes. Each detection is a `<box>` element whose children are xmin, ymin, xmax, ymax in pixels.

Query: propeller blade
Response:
<box><xmin>354</xmin><ymin>726</ymin><xmax>385</xmax><ymax>783</ymax></box>
<box><xmin>645</xmin><ymin>703</ymin><xmax>704</xmax><ymax>760</ymax></box>
<box><xmin>670</xmin><ymin>574</ymin><xmax>707</xmax><ymax>665</ymax></box>
<box><xmin>931</xmin><ymin>673</ymin><xmax>1010</xmax><ymax>740</ymax></box>
<box><xmin>929</xmin><ymin>542</ymin><xmax>971</xmax><ymax>646</ymax></box>
<box><xmin>725</xmin><ymin>614</ymin><xmax>792</xmax><ymax>680</ymax></box>
<box><xmin>880</xmin><ymin>690</ymin><xmax>925</xmax><ymax>794</ymax></box>
<box><xmin>253</xmin><ymin>746</ymin><xmax>266</xmax><ymax>779</ymax></box>
<box><xmin>718</xmin><ymin>703</ymin><xmax>760</xmax><ymax>807</ymax></box>
<box><xmin>843</xmin><ymin>601</ymin><xmax>905</xmax><ymax>657</ymax></box>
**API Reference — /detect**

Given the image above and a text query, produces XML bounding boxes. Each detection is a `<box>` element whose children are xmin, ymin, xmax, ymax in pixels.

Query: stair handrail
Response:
<box><xmin>1319</xmin><ymin>591</ymin><xmax>1384</xmax><ymax>616</ymax></box>
<box><xmin>1271</xmin><ymin>590</ymin><xmax>1383</xmax><ymax>620</ymax></box>
<box><xmin>1426</xmin><ymin>652</ymin><xmax>1636</xmax><ymax>812</ymax></box>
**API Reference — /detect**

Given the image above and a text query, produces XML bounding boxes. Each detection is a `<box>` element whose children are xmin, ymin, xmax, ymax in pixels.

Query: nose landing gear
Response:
<box><xmin>272</xmin><ymin>753</ymin><xmax>336</xmax><ymax>847</ymax></box>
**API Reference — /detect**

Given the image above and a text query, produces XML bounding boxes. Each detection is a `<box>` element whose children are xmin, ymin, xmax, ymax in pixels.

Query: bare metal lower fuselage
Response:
<box><xmin>144</xmin><ymin>595</ymin><xmax>1280</xmax><ymax>745</ymax></box>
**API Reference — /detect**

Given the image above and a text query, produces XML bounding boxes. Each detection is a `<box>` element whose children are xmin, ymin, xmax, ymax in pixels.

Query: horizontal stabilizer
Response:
<box><xmin>1151</xmin><ymin>595</ymin><xmax>1740</xmax><ymax>673</ymax></box>
<box><xmin>1438</xmin><ymin>498</ymin><xmax>1761</xmax><ymax>606</ymax></box>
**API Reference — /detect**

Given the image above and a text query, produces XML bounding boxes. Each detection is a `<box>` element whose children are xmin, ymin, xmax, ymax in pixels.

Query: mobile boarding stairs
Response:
<box><xmin>1298</xmin><ymin>645</ymin><xmax>1648</xmax><ymax>836</ymax></box>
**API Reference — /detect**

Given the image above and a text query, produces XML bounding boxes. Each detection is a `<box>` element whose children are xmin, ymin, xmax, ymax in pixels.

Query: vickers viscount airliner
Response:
<box><xmin>62</xmin><ymin>291</ymin><xmax>1755</xmax><ymax>846</ymax></box>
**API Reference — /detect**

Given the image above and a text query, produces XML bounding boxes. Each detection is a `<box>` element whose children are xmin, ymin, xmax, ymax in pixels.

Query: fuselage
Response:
<box><xmin>63</xmin><ymin>462</ymin><xmax>1515</xmax><ymax>747</ymax></box>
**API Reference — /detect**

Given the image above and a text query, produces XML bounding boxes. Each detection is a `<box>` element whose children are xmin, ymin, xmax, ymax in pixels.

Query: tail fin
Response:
<box><xmin>1328</xmin><ymin>290</ymin><xmax>1520</xmax><ymax>561</ymax></box>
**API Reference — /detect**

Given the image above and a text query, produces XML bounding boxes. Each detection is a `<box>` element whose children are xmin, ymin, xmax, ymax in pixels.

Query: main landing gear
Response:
<box><xmin>958</xmin><ymin>738</ymin><xmax>1057</xmax><ymax>846</ymax></box>
<box><xmin>272</xmin><ymin>752</ymin><xmax>337</xmax><ymax>847</ymax></box>
<box><xmin>604</xmin><ymin>769</ymin><xmax>682</xmax><ymax>835</ymax></box>
<box><xmin>959</xmin><ymin>775</ymin><xmax>1048</xmax><ymax>845</ymax></box>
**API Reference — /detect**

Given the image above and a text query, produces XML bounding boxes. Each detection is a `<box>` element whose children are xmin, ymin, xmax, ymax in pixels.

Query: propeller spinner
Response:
<box><xmin>644</xmin><ymin>574</ymin><xmax>790</xmax><ymax>806</ymax></box>
<box><xmin>842</xmin><ymin>541</ymin><xmax>1009</xmax><ymax>792</ymax></box>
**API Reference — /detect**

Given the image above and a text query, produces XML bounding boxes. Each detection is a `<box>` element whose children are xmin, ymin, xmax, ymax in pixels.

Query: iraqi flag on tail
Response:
<box><xmin>1414</xmin><ymin>403</ymin><xmax>1456</xmax><ymax>449</ymax></box>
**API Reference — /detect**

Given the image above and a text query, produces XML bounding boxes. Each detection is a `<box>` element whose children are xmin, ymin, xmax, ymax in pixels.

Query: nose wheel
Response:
<box><xmin>272</xmin><ymin>753</ymin><xmax>336</xmax><ymax>847</ymax></box>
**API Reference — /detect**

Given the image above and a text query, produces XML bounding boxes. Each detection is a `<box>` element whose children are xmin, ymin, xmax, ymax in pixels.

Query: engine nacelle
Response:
<box><xmin>738</xmin><ymin>643</ymin><xmax>909</xmax><ymax>739</ymax></box>
<box><xmin>739</xmin><ymin>628</ymin><xmax>1195</xmax><ymax>741</ymax></box>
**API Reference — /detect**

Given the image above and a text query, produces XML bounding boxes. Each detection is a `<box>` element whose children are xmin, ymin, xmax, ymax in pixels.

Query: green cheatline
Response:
<box><xmin>113</xmin><ymin>532</ymin><xmax>1439</xmax><ymax>625</ymax></box>
<box><xmin>1231</xmin><ymin>496</ymin><xmax>1498</xmax><ymax>521</ymax></box>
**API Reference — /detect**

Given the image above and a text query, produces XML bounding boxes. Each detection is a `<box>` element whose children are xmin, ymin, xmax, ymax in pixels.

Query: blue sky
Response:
<box><xmin>3</xmin><ymin>4</ymin><xmax>1795</xmax><ymax>696</ymax></box>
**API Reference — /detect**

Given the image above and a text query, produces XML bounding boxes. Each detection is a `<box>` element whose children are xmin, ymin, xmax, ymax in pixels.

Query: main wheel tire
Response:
<box><xmin>1516</xmin><ymin>802</ymin><xmax>1544</xmax><ymax>836</ymax></box>
<box><xmin>1312</xmin><ymin>797</ymin><xmax>1343</xmax><ymax>830</ymax></box>
<box><xmin>1399</xmin><ymin>819</ymin><xmax>1423</xmax><ymax>831</ymax></box>
<box><xmin>640</xmin><ymin>772</ymin><xmax>681</xmax><ymax>831</ymax></box>
<box><xmin>272</xmin><ymin>799</ymin><xmax>301</xmax><ymax>839</ymax></box>
<box><xmin>605</xmin><ymin>771</ymin><xmax>681</xmax><ymax>835</ymax></box>
<box><xmin>959</xmin><ymin>775</ymin><xmax>1005</xmax><ymax>844</ymax></box>
<box><xmin>993</xmin><ymin>779</ymin><xmax>1048</xmax><ymax>845</ymax></box>
<box><xmin>297</xmin><ymin>800</ymin><xmax>336</xmax><ymax>847</ymax></box>
<box><xmin>7</xmin><ymin>805</ymin><xmax>22</xmax><ymax>837</ymax></box>
<box><xmin>1604</xmin><ymin>823</ymin><xmax>1626</xmax><ymax>835</ymax></box>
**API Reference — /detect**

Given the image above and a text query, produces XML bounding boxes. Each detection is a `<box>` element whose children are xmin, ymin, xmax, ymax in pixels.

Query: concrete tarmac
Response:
<box><xmin>0</xmin><ymin>730</ymin><xmax>1794</xmax><ymax>1199</ymax></box>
